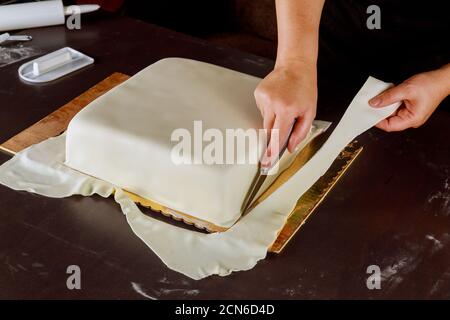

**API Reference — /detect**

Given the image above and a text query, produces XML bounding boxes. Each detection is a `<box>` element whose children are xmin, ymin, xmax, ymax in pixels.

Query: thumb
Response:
<box><xmin>369</xmin><ymin>84</ymin><xmax>407</xmax><ymax>108</ymax></box>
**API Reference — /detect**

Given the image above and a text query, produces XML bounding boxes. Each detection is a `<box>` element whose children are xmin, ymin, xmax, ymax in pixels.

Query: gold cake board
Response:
<box><xmin>0</xmin><ymin>73</ymin><xmax>362</xmax><ymax>253</ymax></box>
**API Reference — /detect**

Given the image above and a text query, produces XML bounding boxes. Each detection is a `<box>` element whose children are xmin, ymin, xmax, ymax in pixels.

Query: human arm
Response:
<box><xmin>254</xmin><ymin>0</ymin><xmax>325</xmax><ymax>167</ymax></box>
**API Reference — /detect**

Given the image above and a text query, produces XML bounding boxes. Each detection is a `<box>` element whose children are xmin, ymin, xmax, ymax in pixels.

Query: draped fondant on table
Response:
<box><xmin>0</xmin><ymin>58</ymin><xmax>400</xmax><ymax>279</ymax></box>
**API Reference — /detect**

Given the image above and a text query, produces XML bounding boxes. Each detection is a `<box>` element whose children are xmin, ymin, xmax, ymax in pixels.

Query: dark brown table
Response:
<box><xmin>0</xmin><ymin>14</ymin><xmax>449</xmax><ymax>299</ymax></box>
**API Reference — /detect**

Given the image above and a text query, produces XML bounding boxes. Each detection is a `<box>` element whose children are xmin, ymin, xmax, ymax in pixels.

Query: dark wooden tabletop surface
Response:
<box><xmin>0</xmin><ymin>14</ymin><xmax>449</xmax><ymax>300</ymax></box>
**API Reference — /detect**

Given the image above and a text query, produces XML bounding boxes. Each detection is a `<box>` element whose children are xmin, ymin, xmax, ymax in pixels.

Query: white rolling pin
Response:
<box><xmin>0</xmin><ymin>0</ymin><xmax>100</xmax><ymax>32</ymax></box>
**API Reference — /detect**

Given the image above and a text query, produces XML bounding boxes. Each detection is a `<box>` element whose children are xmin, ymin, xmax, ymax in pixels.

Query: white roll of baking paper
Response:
<box><xmin>0</xmin><ymin>0</ymin><xmax>65</xmax><ymax>32</ymax></box>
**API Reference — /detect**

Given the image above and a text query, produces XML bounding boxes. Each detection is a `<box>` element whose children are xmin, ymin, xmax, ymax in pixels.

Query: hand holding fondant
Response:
<box><xmin>370</xmin><ymin>64</ymin><xmax>450</xmax><ymax>132</ymax></box>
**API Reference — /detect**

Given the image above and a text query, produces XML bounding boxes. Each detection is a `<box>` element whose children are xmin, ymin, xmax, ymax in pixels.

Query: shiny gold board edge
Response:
<box><xmin>269</xmin><ymin>142</ymin><xmax>363</xmax><ymax>253</ymax></box>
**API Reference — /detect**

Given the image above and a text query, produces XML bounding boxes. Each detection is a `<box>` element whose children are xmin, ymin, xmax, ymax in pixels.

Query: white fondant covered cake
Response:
<box><xmin>65</xmin><ymin>58</ymin><xmax>328</xmax><ymax>229</ymax></box>
<box><xmin>66</xmin><ymin>58</ymin><xmax>265</xmax><ymax>228</ymax></box>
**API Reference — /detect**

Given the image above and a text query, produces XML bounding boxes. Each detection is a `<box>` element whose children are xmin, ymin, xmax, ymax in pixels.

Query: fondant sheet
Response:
<box><xmin>0</xmin><ymin>76</ymin><xmax>400</xmax><ymax>280</ymax></box>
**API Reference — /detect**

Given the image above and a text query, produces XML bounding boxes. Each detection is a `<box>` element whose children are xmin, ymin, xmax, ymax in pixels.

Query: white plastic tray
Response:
<box><xmin>18</xmin><ymin>47</ymin><xmax>94</xmax><ymax>83</ymax></box>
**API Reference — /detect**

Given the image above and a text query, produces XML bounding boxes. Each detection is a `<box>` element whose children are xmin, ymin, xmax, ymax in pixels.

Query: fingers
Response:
<box><xmin>261</xmin><ymin>115</ymin><xmax>293</xmax><ymax>168</ymax></box>
<box><xmin>287</xmin><ymin>112</ymin><xmax>314</xmax><ymax>152</ymax></box>
<box><xmin>259</xmin><ymin>108</ymin><xmax>315</xmax><ymax>167</ymax></box>
<box><xmin>263</xmin><ymin>109</ymin><xmax>275</xmax><ymax>140</ymax></box>
<box><xmin>375</xmin><ymin>107</ymin><xmax>416</xmax><ymax>132</ymax></box>
<box><xmin>369</xmin><ymin>84</ymin><xmax>409</xmax><ymax>108</ymax></box>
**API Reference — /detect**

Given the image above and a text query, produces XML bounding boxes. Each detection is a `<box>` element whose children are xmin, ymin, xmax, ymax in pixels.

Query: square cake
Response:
<box><xmin>65</xmin><ymin>58</ymin><xmax>328</xmax><ymax>229</ymax></box>
<box><xmin>66</xmin><ymin>58</ymin><xmax>265</xmax><ymax>228</ymax></box>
